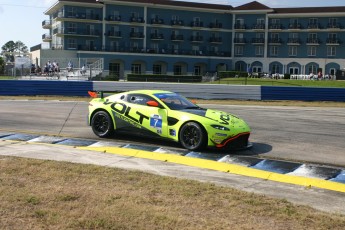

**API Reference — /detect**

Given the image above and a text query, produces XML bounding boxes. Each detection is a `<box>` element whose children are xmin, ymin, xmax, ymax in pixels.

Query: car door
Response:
<box><xmin>126</xmin><ymin>93</ymin><xmax>168</xmax><ymax>137</ymax></box>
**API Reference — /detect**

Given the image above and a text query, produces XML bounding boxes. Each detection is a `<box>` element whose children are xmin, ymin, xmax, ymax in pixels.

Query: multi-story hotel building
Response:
<box><xmin>37</xmin><ymin>0</ymin><xmax>345</xmax><ymax>78</ymax></box>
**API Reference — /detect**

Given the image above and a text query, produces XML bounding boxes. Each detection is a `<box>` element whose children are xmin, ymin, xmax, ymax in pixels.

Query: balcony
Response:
<box><xmin>234</xmin><ymin>24</ymin><xmax>246</xmax><ymax>30</ymax></box>
<box><xmin>42</xmin><ymin>20</ymin><xmax>52</xmax><ymax>29</ymax></box>
<box><xmin>191</xmin><ymin>21</ymin><xmax>204</xmax><ymax>28</ymax></box>
<box><xmin>252</xmin><ymin>24</ymin><xmax>265</xmax><ymax>30</ymax></box>
<box><xmin>106</xmin><ymin>31</ymin><xmax>122</xmax><ymax>38</ymax></box>
<box><xmin>209</xmin><ymin>37</ymin><xmax>222</xmax><ymax>43</ymax></box>
<box><xmin>171</xmin><ymin>34</ymin><xmax>184</xmax><ymax>41</ymax></box>
<box><xmin>130</xmin><ymin>17</ymin><xmax>145</xmax><ymax>23</ymax></box>
<box><xmin>53</xmin><ymin>28</ymin><xmax>101</xmax><ymax>37</ymax></box>
<box><xmin>327</xmin><ymin>23</ymin><xmax>342</xmax><ymax>30</ymax></box>
<box><xmin>151</xmin><ymin>18</ymin><xmax>164</xmax><ymax>25</ymax></box>
<box><xmin>269</xmin><ymin>38</ymin><xmax>283</xmax><ymax>44</ymax></box>
<box><xmin>171</xmin><ymin>20</ymin><xmax>184</xmax><ymax>26</ymax></box>
<box><xmin>190</xmin><ymin>35</ymin><xmax>203</xmax><ymax>42</ymax></box>
<box><xmin>287</xmin><ymin>38</ymin><xmax>301</xmax><ymax>45</ymax></box>
<box><xmin>233</xmin><ymin>38</ymin><xmax>246</xmax><ymax>44</ymax></box>
<box><xmin>150</xmin><ymin>33</ymin><xmax>164</xmax><ymax>40</ymax></box>
<box><xmin>130</xmin><ymin>32</ymin><xmax>144</xmax><ymax>39</ymax></box>
<box><xmin>288</xmin><ymin>23</ymin><xmax>302</xmax><ymax>30</ymax></box>
<box><xmin>42</xmin><ymin>34</ymin><xmax>52</xmax><ymax>42</ymax></box>
<box><xmin>106</xmin><ymin>15</ymin><xmax>121</xmax><ymax>22</ymax></box>
<box><xmin>269</xmin><ymin>24</ymin><xmax>283</xmax><ymax>30</ymax></box>
<box><xmin>54</xmin><ymin>11</ymin><xmax>101</xmax><ymax>21</ymax></box>
<box><xmin>306</xmin><ymin>38</ymin><xmax>321</xmax><ymax>45</ymax></box>
<box><xmin>326</xmin><ymin>38</ymin><xmax>341</xmax><ymax>45</ymax></box>
<box><xmin>251</xmin><ymin>38</ymin><xmax>265</xmax><ymax>44</ymax></box>
<box><xmin>209</xmin><ymin>23</ymin><xmax>222</xmax><ymax>29</ymax></box>
<box><xmin>307</xmin><ymin>23</ymin><xmax>321</xmax><ymax>30</ymax></box>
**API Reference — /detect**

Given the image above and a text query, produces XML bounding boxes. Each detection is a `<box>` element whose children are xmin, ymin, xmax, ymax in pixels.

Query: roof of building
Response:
<box><xmin>234</xmin><ymin>1</ymin><xmax>271</xmax><ymax>10</ymax></box>
<box><xmin>272</xmin><ymin>6</ymin><xmax>345</xmax><ymax>14</ymax></box>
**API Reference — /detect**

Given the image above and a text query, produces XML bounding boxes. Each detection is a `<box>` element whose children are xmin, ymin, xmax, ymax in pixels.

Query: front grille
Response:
<box><xmin>224</xmin><ymin>133</ymin><xmax>250</xmax><ymax>149</ymax></box>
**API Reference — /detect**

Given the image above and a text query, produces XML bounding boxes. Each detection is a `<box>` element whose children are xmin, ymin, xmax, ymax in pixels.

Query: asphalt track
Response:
<box><xmin>1</xmin><ymin>99</ymin><xmax>345</xmax><ymax>214</ymax></box>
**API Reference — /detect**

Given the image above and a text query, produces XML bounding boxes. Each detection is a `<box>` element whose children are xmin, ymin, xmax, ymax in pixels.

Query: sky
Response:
<box><xmin>0</xmin><ymin>0</ymin><xmax>345</xmax><ymax>49</ymax></box>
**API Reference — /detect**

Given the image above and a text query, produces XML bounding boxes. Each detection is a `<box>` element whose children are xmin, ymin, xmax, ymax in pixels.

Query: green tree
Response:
<box><xmin>1</xmin><ymin>40</ymin><xmax>28</xmax><ymax>62</ymax></box>
<box><xmin>0</xmin><ymin>56</ymin><xmax>4</xmax><ymax>74</ymax></box>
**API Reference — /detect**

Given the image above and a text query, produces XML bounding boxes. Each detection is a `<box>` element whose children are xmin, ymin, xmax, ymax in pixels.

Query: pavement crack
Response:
<box><xmin>58</xmin><ymin>102</ymin><xmax>79</xmax><ymax>136</ymax></box>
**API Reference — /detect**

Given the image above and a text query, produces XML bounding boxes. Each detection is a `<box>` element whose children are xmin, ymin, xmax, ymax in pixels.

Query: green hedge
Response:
<box><xmin>92</xmin><ymin>74</ymin><xmax>119</xmax><ymax>81</ymax></box>
<box><xmin>127</xmin><ymin>74</ymin><xmax>202</xmax><ymax>83</ymax></box>
<box><xmin>218</xmin><ymin>71</ymin><xmax>248</xmax><ymax>79</ymax></box>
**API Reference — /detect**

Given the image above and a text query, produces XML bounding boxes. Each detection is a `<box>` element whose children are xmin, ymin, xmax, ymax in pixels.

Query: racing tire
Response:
<box><xmin>91</xmin><ymin>111</ymin><xmax>114</xmax><ymax>138</ymax></box>
<box><xmin>179</xmin><ymin>122</ymin><xmax>207</xmax><ymax>151</ymax></box>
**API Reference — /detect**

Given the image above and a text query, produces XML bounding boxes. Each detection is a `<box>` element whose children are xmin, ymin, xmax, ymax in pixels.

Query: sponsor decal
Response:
<box><xmin>220</xmin><ymin>114</ymin><xmax>230</xmax><ymax>125</ymax></box>
<box><xmin>215</xmin><ymin>133</ymin><xmax>227</xmax><ymax>137</ymax></box>
<box><xmin>150</xmin><ymin>114</ymin><xmax>162</xmax><ymax>134</ymax></box>
<box><xmin>169</xmin><ymin>129</ymin><xmax>176</xmax><ymax>136</ymax></box>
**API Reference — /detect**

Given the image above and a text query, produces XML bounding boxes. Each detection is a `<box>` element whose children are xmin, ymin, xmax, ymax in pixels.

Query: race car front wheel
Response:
<box><xmin>179</xmin><ymin>122</ymin><xmax>207</xmax><ymax>151</ymax></box>
<box><xmin>91</xmin><ymin>111</ymin><xmax>114</xmax><ymax>137</ymax></box>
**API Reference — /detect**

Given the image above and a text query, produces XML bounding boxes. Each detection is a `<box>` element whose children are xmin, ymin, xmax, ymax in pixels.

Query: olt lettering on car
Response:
<box><xmin>150</xmin><ymin>114</ymin><xmax>162</xmax><ymax>134</ymax></box>
<box><xmin>220</xmin><ymin>114</ymin><xmax>230</xmax><ymax>125</ymax></box>
<box><xmin>106</xmin><ymin>101</ymin><xmax>149</xmax><ymax>127</ymax></box>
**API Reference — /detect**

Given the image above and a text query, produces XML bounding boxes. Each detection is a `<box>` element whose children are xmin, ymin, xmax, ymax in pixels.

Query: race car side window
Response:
<box><xmin>127</xmin><ymin>94</ymin><xmax>160</xmax><ymax>107</ymax></box>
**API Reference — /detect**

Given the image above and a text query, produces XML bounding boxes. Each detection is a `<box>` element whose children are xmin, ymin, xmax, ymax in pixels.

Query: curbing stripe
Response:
<box><xmin>79</xmin><ymin>146</ymin><xmax>345</xmax><ymax>193</ymax></box>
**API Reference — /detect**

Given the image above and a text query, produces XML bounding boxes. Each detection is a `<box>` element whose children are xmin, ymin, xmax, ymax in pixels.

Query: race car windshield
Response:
<box><xmin>154</xmin><ymin>93</ymin><xmax>199</xmax><ymax>110</ymax></box>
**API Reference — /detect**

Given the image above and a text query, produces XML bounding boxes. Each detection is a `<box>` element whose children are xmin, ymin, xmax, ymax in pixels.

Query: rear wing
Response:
<box><xmin>88</xmin><ymin>91</ymin><xmax>123</xmax><ymax>99</ymax></box>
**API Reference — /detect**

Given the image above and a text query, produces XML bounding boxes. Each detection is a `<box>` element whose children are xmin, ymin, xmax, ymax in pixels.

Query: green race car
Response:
<box><xmin>88</xmin><ymin>90</ymin><xmax>251</xmax><ymax>151</ymax></box>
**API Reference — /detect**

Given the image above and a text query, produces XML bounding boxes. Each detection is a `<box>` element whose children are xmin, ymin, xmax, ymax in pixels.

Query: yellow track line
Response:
<box><xmin>79</xmin><ymin>146</ymin><xmax>345</xmax><ymax>193</ymax></box>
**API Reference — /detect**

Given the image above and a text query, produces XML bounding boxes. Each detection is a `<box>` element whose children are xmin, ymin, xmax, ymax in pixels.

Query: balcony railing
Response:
<box><xmin>171</xmin><ymin>34</ymin><xmax>184</xmax><ymax>41</ymax></box>
<box><xmin>209</xmin><ymin>23</ymin><xmax>222</xmax><ymax>29</ymax></box>
<box><xmin>327</xmin><ymin>23</ymin><xmax>342</xmax><ymax>29</ymax></box>
<box><xmin>54</xmin><ymin>11</ymin><xmax>101</xmax><ymax>21</ymax></box>
<box><xmin>171</xmin><ymin>20</ymin><xmax>184</xmax><ymax>26</ymax></box>
<box><xmin>130</xmin><ymin>17</ymin><xmax>145</xmax><ymax>23</ymax></box>
<box><xmin>233</xmin><ymin>38</ymin><xmax>246</xmax><ymax>43</ymax></box>
<box><xmin>307</xmin><ymin>23</ymin><xmax>321</xmax><ymax>30</ymax></box>
<box><xmin>130</xmin><ymin>32</ymin><xmax>144</xmax><ymax>39</ymax></box>
<box><xmin>151</xmin><ymin>18</ymin><xmax>164</xmax><ymax>24</ymax></box>
<box><xmin>42</xmin><ymin>20</ymin><xmax>52</xmax><ymax>28</ymax></box>
<box><xmin>191</xmin><ymin>21</ymin><xmax>204</xmax><ymax>27</ymax></box>
<box><xmin>234</xmin><ymin>24</ymin><xmax>246</xmax><ymax>30</ymax></box>
<box><xmin>326</xmin><ymin>38</ymin><xmax>340</xmax><ymax>45</ymax></box>
<box><xmin>190</xmin><ymin>35</ymin><xmax>203</xmax><ymax>42</ymax></box>
<box><xmin>42</xmin><ymin>34</ymin><xmax>52</xmax><ymax>41</ymax></box>
<box><xmin>252</xmin><ymin>24</ymin><xmax>265</xmax><ymax>30</ymax></box>
<box><xmin>251</xmin><ymin>38</ymin><xmax>265</xmax><ymax>44</ymax></box>
<box><xmin>150</xmin><ymin>33</ymin><xmax>164</xmax><ymax>40</ymax></box>
<box><xmin>53</xmin><ymin>28</ymin><xmax>101</xmax><ymax>36</ymax></box>
<box><xmin>106</xmin><ymin>15</ymin><xmax>121</xmax><ymax>21</ymax></box>
<box><xmin>44</xmin><ymin>45</ymin><xmax>231</xmax><ymax>57</ymax></box>
<box><xmin>306</xmin><ymin>38</ymin><xmax>320</xmax><ymax>44</ymax></box>
<box><xmin>288</xmin><ymin>23</ymin><xmax>302</xmax><ymax>29</ymax></box>
<box><xmin>209</xmin><ymin>37</ymin><xmax>222</xmax><ymax>43</ymax></box>
<box><xmin>287</xmin><ymin>38</ymin><xmax>301</xmax><ymax>44</ymax></box>
<box><xmin>106</xmin><ymin>31</ymin><xmax>122</xmax><ymax>37</ymax></box>
<box><xmin>269</xmin><ymin>38</ymin><xmax>283</xmax><ymax>44</ymax></box>
<box><xmin>269</xmin><ymin>24</ymin><xmax>282</xmax><ymax>30</ymax></box>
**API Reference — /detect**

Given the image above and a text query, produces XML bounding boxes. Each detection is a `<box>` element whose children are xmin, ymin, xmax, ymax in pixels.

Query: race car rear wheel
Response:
<box><xmin>179</xmin><ymin>122</ymin><xmax>207</xmax><ymax>151</ymax></box>
<box><xmin>91</xmin><ymin>111</ymin><xmax>114</xmax><ymax>137</ymax></box>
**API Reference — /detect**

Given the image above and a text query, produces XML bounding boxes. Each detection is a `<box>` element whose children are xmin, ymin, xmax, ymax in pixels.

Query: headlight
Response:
<box><xmin>211</xmin><ymin>125</ymin><xmax>230</xmax><ymax>131</ymax></box>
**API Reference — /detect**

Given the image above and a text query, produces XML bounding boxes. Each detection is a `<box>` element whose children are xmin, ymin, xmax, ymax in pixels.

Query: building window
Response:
<box><xmin>255</xmin><ymin>46</ymin><xmax>264</xmax><ymax>56</ymax></box>
<box><xmin>327</xmin><ymin>46</ymin><xmax>336</xmax><ymax>56</ymax></box>
<box><xmin>153</xmin><ymin>64</ymin><xmax>162</xmax><ymax>75</ymax></box>
<box><xmin>130</xmin><ymin>42</ymin><xmax>139</xmax><ymax>52</ymax></box>
<box><xmin>271</xmin><ymin>64</ymin><xmax>280</xmax><ymax>74</ymax></box>
<box><xmin>67</xmin><ymin>7</ymin><xmax>76</xmax><ymax>17</ymax></box>
<box><xmin>308</xmin><ymin>46</ymin><xmax>316</xmax><ymax>56</ymax></box>
<box><xmin>173</xmin><ymin>65</ymin><xmax>182</xmax><ymax>75</ymax></box>
<box><xmin>234</xmin><ymin>46</ymin><xmax>243</xmax><ymax>56</ymax></box>
<box><xmin>67</xmin><ymin>23</ymin><xmax>76</xmax><ymax>33</ymax></box>
<box><xmin>109</xmin><ymin>63</ymin><xmax>120</xmax><ymax>76</ymax></box>
<box><xmin>131</xmin><ymin>64</ymin><xmax>141</xmax><ymax>74</ymax></box>
<box><xmin>194</xmin><ymin>66</ymin><xmax>201</xmax><ymax>75</ymax></box>
<box><xmin>288</xmin><ymin>46</ymin><xmax>297</xmax><ymax>56</ymax></box>
<box><xmin>67</xmin><ymin>38</ymin><xmax>77</xmax><ymax>49</ymax></box>
<box><xmin>308</xmin><ymin>65</ymin><xmax>317</xmax><ymax>74</ymax></box>
<box><xmin>110</xmin><ymin>41</ymin><xmax>119</xmax><ymax>51</ymax></box>
<box><xmin>270</xmin><ymin>46</ymin><xmax>278</xmax><ymax>56</ymax></box>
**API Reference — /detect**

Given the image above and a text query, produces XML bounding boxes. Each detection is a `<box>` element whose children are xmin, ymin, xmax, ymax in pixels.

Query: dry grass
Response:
<box><xmin>1</xmin><ymin>156</ymin><xmax>345</xmax><ymax>230</ymax></box>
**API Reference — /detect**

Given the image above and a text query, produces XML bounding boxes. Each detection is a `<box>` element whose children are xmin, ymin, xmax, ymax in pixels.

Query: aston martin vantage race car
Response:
<box><xmin>88</xmin><ymin>90</ymin><xmax>251</xmax><ymax>151</ymax></box>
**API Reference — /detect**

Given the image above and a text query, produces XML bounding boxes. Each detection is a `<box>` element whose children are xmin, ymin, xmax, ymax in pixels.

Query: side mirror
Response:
<box><xmin>147</xmin><ymin>100</ymin><xmax>159</xmax><ymax>107</ymax></box>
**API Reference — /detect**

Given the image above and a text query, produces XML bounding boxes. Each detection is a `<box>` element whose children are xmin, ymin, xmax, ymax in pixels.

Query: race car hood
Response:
<box><xmin>181</xmin><ymin>108</ymin><xmax>238</xmax><ymax>124</ymax></box>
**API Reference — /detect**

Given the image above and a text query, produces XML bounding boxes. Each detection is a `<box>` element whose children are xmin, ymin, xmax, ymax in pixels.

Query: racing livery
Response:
<box><xmin>88</xmin><ymin>90</ymin><xmax>251</xmax><ymax>151</ymax></box>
